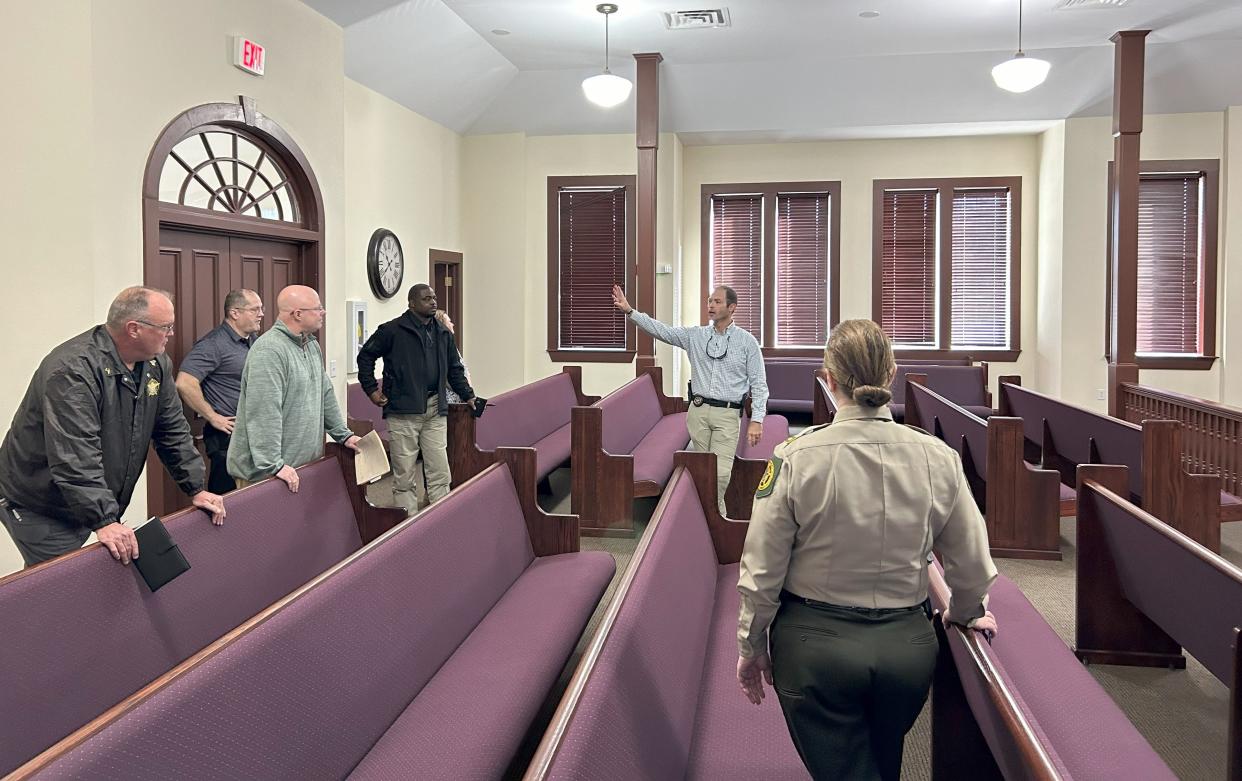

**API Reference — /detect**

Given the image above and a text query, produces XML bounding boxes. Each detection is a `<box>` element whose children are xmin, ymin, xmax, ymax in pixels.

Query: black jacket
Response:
<box><xmin>0</xmin><ymin>326</ymin><xmax>205</xmax><ymax>530</ymax></box>
<box><xmin>356</xmin><ymin>311</ymin><xmax>473</xmax><ymax>417</ymax></box>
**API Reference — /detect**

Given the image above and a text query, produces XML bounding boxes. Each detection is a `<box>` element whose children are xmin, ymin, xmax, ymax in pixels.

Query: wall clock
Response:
<box><xmin>367</xmin><ymin>228</ymin><xmax>404</xmax><ymax>300</ymax></box>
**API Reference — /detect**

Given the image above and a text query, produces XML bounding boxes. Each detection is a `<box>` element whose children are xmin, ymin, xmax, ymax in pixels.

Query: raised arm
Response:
<box><xmin>610</xmin><ymin>284</ymin><xmax>695</xmax><ymax>350</ymax></box>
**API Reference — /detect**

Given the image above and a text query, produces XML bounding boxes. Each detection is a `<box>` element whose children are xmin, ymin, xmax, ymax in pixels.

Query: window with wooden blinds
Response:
<box><xmin>710</xmin><ymin>194</ymin><xmax>764</xmax><ymax>339</ymax></box>
<box><xmin>1137</xmin><ymin>174</ymin><xmax>1201</xmax><ymax>355</ymax></box>
<box><xmin>1104</xmin><ymin>160</ymin><xmax>1218</xmax><ymax>370</ymax></box>
<box><xmin>879</xmin><ymin>189</ymin><xmax>938</xmax><ymax>347</ymax></box>
<box><xmin>872</xmin><ymin>177</ymin><xmax>1021</xmax><ymax>360</ymax></box>
<box><xmin>775</xmin><ymin>192</ymin><xmax>831</xmax><ymax>347</ymax></box>
<box><xmin>951</xmin><ymin>188</ymin><xmax>1011</xmax><ymax>349</ymax></box>
<box><xmin>547</xmin><ymin>175</ymin><xmax>636</xmax><ymax>362</ymax></box>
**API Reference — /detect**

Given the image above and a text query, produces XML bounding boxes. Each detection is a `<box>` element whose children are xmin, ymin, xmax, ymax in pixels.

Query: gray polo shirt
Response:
<box><xmin>179</xmin><ymin>322</ymin><xmax>254</xmax><ymax>417</ymax></box>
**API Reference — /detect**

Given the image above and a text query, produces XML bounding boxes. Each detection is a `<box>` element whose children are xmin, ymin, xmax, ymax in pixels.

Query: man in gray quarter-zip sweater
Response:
<box><xmin>227</xmin><ymin>286</ymin><xmax>359</xmax><ymax>492</ymax></box>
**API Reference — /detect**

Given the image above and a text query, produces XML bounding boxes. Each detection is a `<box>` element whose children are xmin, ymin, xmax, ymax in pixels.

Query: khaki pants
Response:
<box><xmin>388</xmin><ymin>398</ymin><xmax>450</xmax><ymax>514</ymax></box>
<box><xmin>687</xmin><ymin>402</ymin><xmax>740</xmax><ymax>513</ymax></box>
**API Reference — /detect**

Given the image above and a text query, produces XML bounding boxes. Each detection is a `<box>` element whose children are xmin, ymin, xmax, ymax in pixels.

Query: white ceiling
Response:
<box><xmin>301</xmin><ymin>0</ymin><xmax>1242</xmax><ymax>142</ymax></box>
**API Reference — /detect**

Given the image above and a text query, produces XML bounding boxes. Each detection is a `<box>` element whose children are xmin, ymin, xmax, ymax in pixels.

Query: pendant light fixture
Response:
<box><xmin>582</xmin><ymin>4</ymin><xmax>633</xmax><ymax>108</ymax></box>
<box><xmin>992</xmin><ymin>0</ymin><xmax>1051</xmax><ymax>93</ymax></box>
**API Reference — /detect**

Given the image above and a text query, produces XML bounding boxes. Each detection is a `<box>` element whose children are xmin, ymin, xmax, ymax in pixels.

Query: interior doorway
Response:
<box><xmin>142</xmin><ymin>98</ymin><xmax>326</xmax><ymax>517</ymax></box>
<box><xmin>431</xmin><ymin>249</ymin><xmax>464</xmax><ymax>351</ymax></box>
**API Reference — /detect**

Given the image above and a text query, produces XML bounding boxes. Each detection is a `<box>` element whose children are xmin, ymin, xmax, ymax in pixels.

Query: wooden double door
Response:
<box><xmin>147</xmin><ymin>228</ymin><xmax>307</xmax><ymax>515</ymax></box>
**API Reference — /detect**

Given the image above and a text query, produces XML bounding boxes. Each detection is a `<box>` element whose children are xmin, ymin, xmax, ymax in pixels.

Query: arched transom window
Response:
<box><xmin>158</xmin><ymin>128</ymin><xmax>300</xmax><ymax>223</ymax></box>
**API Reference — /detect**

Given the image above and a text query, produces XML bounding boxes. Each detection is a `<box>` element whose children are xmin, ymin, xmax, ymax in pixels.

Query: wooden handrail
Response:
<box><xmin>927</xmin><ymin>565</ymin><xmax>1061</xmax><ymax>780</ymax></box>
<box><xmin>1119</xmin><ymin>382</ymin><xmax>1242</xmax><ymax>502</ymax></box>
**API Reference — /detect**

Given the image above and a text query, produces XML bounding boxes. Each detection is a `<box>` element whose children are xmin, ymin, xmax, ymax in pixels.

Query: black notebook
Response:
<box><xmin>133</xmin><ymin>516</ymin><xmax>191</xmax><ymax>592</ymax></box>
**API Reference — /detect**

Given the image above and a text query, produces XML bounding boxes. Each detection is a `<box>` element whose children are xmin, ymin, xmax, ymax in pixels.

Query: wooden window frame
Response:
<box><xmin>546</xmin><ymin>175</ymin><xmax>637</xmax><ymax>363</ymax></box>
<box><xmin>700</xmin><ymin>181</ymin><xmax>842</xmax><ymax>358</ymax></box>
<box><xmin>1105</xmin><ymin>159</ymin><xmax>1220</xmax><ymax>371</ymax></box>
<box><xmin>871</xmin><ymin>176</ymin><xmax>1022</xmax><ymax>362</ymax></box>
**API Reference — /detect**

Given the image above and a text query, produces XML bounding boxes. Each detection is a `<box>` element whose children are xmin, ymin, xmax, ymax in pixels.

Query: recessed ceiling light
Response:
<box><xmin>491</xmin><ymin>28</ymin><xmax>511</xmax><ymax>35</ymax></box>
<box><xmin>859</xmin><ymin>10</ymin><xmax>880</xmax><ymax>19</ymax></box>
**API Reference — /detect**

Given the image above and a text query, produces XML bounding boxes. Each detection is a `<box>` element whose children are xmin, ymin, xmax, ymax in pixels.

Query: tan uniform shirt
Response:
<box><xmin>737</xmin><ymin>403</ymin><xmax>997</xmax><ymax>658</ymax></box>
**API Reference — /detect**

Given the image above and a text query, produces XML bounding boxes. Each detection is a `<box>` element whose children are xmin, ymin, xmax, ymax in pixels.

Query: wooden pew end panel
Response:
<box><xmin>674</xmin><ymin>450</ymin><xmax>749</xmax><ymax>565</ymax></box>
<box><xmin>495</xmin><ymin>447</ymin><xmax>579</xmax><ymax>556</ymax></box>
<box><xmin>447</xmin><ymin>402</ymin><xmax>497</xmax><ymax>489</ymax></box>
<box><xmin>1074</xmin><ymin>464</ymin><xmax>1186</xmax><ymax>669</ymax></box>
<box><xmin>572</xmin><ymin>405</ymin><xmax>638</xmax><ymax>538</ymax></box>
<box><xmin>329</xmin><ymin>442</ymin><xmax>409</xmax><ymax>544</ymax></box>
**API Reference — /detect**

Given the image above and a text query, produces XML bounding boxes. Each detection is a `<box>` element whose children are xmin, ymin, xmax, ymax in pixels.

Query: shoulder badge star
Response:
<box><xmin>146</xmin><ymin>378</ymin><xmax>160</xmax><ymax>397</ymax></box>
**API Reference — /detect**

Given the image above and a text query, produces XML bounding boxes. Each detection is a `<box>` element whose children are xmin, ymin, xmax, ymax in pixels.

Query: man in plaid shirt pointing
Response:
<box><xmin>612</xmin><ymin>284</ymin><xmax>769</xmax><ymax>513</ymax></box>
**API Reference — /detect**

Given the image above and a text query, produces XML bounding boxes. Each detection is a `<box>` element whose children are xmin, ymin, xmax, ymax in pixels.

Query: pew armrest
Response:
<box><xmin>447</xmin><ymin>402</ymin><xmax>497</xmax><ymax>489</ymax></box>
<box><xmin>329</xmin><ymin>442</ymin><xmax>409</xmax><ymax>544</ymax></box>
<box><xmin>495</xmin><ymin>447</ymin><xmax>579</xmax><ymax>555</ymax></box>
<box><xmin>562</xmin><ymin>365</ymin><xmax>601</xmax><ymax>406</ymax></box>
<box><xmin>571</xmin><ymin>405</ymin><xmax>636</xmax><ymax>535</ymax></box>
<box><xmin>674</xmin><ymin>450</ymin><xmax>749</xmax><ymax>564</ymax></box>
<box><xmin>639</xmin><ymin>366</ymin><xmax>689</xmax><ymax>415</ymax></box>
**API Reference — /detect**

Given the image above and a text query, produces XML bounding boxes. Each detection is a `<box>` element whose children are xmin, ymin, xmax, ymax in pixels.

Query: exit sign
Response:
<box><xmin>233</xmin><ymin>37</ymin><xmax>265</xmax><ymax>76</ymax></box>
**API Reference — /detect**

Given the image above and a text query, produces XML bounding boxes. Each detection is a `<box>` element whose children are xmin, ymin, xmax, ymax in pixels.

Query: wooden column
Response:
<box><xmin>1107</xmin><ymin>30</ymin><xmax>1149</xmax><ymax>416</ymax></box>
<box><xmin>634</xmin><ymin>52</ymin><xmax>662</xmax><ymax>375</ymax></box>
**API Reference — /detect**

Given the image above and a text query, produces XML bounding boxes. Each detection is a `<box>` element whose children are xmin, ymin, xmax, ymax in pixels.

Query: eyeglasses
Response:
<box><xmin>295</xmin><ymin>306</ymin><xmax>326</xmax><ymax>314</ymax></box>
<box><xmin>137</xmin><ymin>320</ymin><xmax>176</xmax><ymax>335</ymax></box>
<box><xmin>706</xmin><ymin>331</ymin><xmax>731</xmax><ymax>360</ymax></box>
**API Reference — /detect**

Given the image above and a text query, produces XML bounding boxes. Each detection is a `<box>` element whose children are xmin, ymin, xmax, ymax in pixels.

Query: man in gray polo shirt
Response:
<box><xmin>176</xmin><ymin>289</ymin><xmax>264</xmax><ymax>494</ymax></box>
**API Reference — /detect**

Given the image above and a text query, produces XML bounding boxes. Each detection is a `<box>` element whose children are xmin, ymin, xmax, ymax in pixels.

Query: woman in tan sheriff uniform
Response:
<box><xmin>735</xmin><ymin>319</ymin><xmax>998</xmax><ymax>781</ymax></box>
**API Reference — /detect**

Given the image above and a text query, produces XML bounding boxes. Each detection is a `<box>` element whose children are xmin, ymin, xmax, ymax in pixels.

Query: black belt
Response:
<box><xmin>690</xmin><ymin>395</ymin><xmax>743</xmax><ymax>410</ymax></box>
<box><xmin>781</xmin><ymin>590</ymin><xmax>928</xmax><ymax>617</ymax></box>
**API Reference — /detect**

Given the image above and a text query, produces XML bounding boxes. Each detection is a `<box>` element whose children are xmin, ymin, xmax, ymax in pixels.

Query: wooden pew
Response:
<box><xmin>998</xmin><ymin>377</ymin><xmax>1221</xmax><ymax>552</ymax></box>
<box><xmin>0</xmin><ymin>446</ymin><xmax>406</xmax><ymax>777</ymax></box>
<box><xmin>571</xmin><ymin>367</ymin><xmax>788</xmax><ymax>535</ymax></box>
<box><xmin>447</xmin><ymin>366</ymin><xmax>599</xmax><ymax>489</ymax></box>
<box><xmin>346</xmin><ymin>382</ymin><xmax>389</xmax><ymax>447</ymax></box>
<box><xmin>1075</xmin><ymin>464</ymin><xmax>1242</xmax><ymax>777</ymax></box>
<box><xmin>10</xmin><ymin>448</ymin><xmax>614</xmax><ymax>781</ymax></box>
<box><xmin>525</xmin><ymin>450</ymin><xmax>806</xmax><ymax>780</ymax></box>
<box><xmin>905</xmin><ymin>376</ymin><xmax>1061</xmax><ymax>560</ymax></box>
<box><xmin>927</xmin><ymin>563</ymin><xmax>1174</xmax><ymax>780</ymax></box>
<box><xmin>812</xmin><ymin>372</ymin><xmax>837</xmax><ymax>426</ymax></box>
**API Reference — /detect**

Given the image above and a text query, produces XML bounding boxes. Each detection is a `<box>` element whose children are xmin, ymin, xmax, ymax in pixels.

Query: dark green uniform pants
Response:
<box><xmin>771</xmin><ymin>594</ymin><xmax>938</xmax><ymax>781</ymax></box>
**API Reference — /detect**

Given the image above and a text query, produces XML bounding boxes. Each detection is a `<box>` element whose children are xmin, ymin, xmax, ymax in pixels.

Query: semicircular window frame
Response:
<box><xmin>157</xmin><ymin>125</ymin><xmax>302</xmax><ymax>224</ymax></box>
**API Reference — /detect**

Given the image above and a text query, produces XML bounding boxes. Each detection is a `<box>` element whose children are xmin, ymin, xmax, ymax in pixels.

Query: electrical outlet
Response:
<box><xmin>329</xmin><ymin>359</ymin><xmax>338</xmax><ymax>379</ymax></box>
<box><xmin>1096</xmin><ymin>388</ymin><xmax>1105</xmax><ymax>401</ymax></box>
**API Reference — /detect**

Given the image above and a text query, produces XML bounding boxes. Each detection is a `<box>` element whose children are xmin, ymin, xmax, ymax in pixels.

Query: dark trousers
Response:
<box><xmin>0</xmin><ymin>501</ymin><xmax>91</xmax><ymax>567</ymax></box>
<box><xmin>202</xmin><ymin>424</ymin><xmax>237</xmax><ymax>494</ymax></box>
<box><xmin>770</xmin><ymin>596</ymin><xmax>938</xmax><ymax>781</ymax></box>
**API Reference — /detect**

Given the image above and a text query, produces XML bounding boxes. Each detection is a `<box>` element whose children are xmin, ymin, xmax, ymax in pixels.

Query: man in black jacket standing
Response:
<box><xmin>357</xmin><ymin>284</ymin><xmax>474</xmax><ymax>513</ymax></box>
<box><xmin>0</xmin><ymin>287</ymin><xmax>227</xmax><ymax>567</ymax></box>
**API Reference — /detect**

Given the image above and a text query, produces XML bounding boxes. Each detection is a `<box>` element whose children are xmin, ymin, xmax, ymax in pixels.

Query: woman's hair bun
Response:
<box><xmin>852</xmin><ymin>384</ymin><xmax>893</xmax><ymax>408</ymax></box>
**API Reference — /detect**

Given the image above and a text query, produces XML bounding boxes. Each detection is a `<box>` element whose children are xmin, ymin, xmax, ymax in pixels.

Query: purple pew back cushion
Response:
<box><xmin>35</xmin><ymin>466</ymin><xmax>535</xmax><ymax>781</ymax></box>
<box><xmin>0</xmin><ymin>458</ymin><xmax>362</xmax><ymax>776</ymax></box>
<box><xmin>632</xmin><ymin>412</ymin><xmax>691</xmax><ymax>485</ymax></box>
<box><xmin>348</xmin><ymin>382</ymin><xmax>388</xmax><ymax>441</ymax></box>
<box><xmin>348</xmin><ymin>551</ymin><xmax>614</xmax><ymax>779</ymax></box>
<box><xmin>686</xmin><ymin>563</ymin><xmax>809</xmax><ymax>780</ymax></box>
<box><xmin>893</xmin><ymin>366</ymin><xmax>988</xmax><ymax>407</ymax></box>
<box><xmin>475</xmin><ymin>372</ymin><xmax>581</xmax><ymax>452</ymax></box>
<box><xmin>547</xmin><ymin>476</ymin><xmax>718</xmax><ymax>780</ymax></box>
<box><xmin>599</xmin><ymin>374</ymin><xmax>665</xmax><ymax>455</ymax></box>
<box><xmin>737</xmin><ymin>415</ymin><xmax>790</xmax><ymax>460</ymax></box>
<box><xmin>981</xmin><ymin>575</ymin><xmax>1175</xmax><ymax>780</ymax></box>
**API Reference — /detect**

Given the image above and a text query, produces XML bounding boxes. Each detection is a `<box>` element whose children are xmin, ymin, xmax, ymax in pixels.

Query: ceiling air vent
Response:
<box><xmin>1053</xmin><ymin>0</ymin><xmax>1130</xmax><ymax>9</ymax></box>
<box><xmin>662</xmin><ymin>8</ymin><xmax>731</xmax><ymax>30</ymax></box>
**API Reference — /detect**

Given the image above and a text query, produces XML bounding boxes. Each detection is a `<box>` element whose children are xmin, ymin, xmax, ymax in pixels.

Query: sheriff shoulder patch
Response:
<box><xmin>755</xmin><ymin>456</ymin><xmax>783</xmax><ymax>499</ymax></box>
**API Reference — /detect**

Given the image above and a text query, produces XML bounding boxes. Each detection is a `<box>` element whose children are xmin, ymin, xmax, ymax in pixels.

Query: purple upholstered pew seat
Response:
<box><xmin>536</xmin><ymin>474</ymin><xmax>806</xmax><ymax>780</ymax></box>
<box><xmin>347</xmin><ymin>381</ymin><xmax>389</xmax><ymax>443</ymax></box>
<box><xmin>599</xmin><ymin>372</ymin><xmax>690</xmax><ymax>484</ymax></box>
<box><xmin>23</xmin><ymin>464</ymin><xmax>614</xmax><ymax>780</ymax></box>
<box><xmin>933</xmin><ymin>569</ymin><xmax>1174</xmax><ymax>779</ymax></box>
<box><xmin>474</xmin><ymin>371</ymin><xmax>583</xmax><ymax>480</ymax></box>
<box><xmin>891</xmin><ymin>365</ymin><xmax>992</xmax><ymax>422</ymax></box>
<box><xmin>0</xmin><ymin>458</ymin><xmax>365</xmax><ymax>777</ymax></box>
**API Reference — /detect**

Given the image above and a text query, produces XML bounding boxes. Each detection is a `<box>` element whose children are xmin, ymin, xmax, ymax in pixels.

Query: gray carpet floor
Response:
<box><xmin>372</xmin><ymin>461</ymin><xmax>1235</xmax><ymax>780</ymax></box>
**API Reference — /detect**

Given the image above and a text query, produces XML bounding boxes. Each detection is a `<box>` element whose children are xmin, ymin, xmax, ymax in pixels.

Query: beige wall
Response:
<box><xmin>681</xmin><ymin>134</ymin><xmax>1043</xmax><ymax>399</ymax></box>
<box><xmin>1036</xmin><ymin>122</ymin><xmax>1067</xmax><ymax>399</ymax></box>
<box><xmin>343</xmin><ymin>78</ymin><xmax>463</xmax><ymax>378</ymax></box>
<box><xmin>461</xmin><ymin>132</ymin><xmax>681</xmax><ymax>399</ymax></box>
<box><xmin>0</xmin><ymin>0</ymin><xmax>465</xmax><ymax>576</ymax></box>
<box><xmin>1056</xmin><ymin>112</ymin><xmax>1230</xmax><ymax>410</ymax></box>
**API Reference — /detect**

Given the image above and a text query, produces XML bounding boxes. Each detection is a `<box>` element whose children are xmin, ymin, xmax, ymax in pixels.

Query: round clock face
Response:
<box><xmin>367</xmin><ymin>229</ymin><xmax>404</xmax><ymax>299</ymax></box>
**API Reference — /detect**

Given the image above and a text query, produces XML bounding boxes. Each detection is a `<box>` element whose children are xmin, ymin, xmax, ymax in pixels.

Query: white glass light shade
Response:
<box><xmin>582</xmin><ymin>72</ymin><xmax>633</xmax><ymax>107</ymax></box>
<box><xmin>991</xmin><ymin>53</ymin><xmax>1051</xmax><ymax>93</ymax></box>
